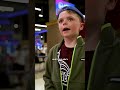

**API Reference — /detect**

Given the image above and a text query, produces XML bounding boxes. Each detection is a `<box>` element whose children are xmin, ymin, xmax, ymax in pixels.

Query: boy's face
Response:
<box><xmin>57</xmin><ymin>11</ymin><xmax>84</xmax><ymax>38</ymax></box>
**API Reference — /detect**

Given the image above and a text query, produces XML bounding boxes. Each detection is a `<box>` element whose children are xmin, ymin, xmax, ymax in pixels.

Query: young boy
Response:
<box><xmin>43</xmin><ymin>6</ymin><xmax>85</xmax><ymax>90</ymax></box>
<box><xmin>86</xmin><ymin>0</ymin><xmax>120</xmax><ymax>90</ymax></box>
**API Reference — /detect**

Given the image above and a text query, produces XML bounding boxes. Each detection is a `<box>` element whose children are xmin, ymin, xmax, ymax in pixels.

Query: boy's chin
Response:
<box><xmin>62</xmin><ymin>34</ymin><xmax>77</xmax><ymax>39</ymax></box>
<box><xmin>62</xmin><ymin>34</ymin><xmax>70</xmax><ymax>37</ymax></box>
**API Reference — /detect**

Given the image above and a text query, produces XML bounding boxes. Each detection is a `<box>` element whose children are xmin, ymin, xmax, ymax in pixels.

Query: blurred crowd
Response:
<box><xmin>0</xmin><ymin>43</ymin><xmax>29</xmax><ymax>88</ymax></box>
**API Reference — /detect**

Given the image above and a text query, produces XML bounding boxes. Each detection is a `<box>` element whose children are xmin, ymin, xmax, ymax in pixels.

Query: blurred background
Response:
<box><xmin>0</xmin><ymin>0</ymin><xmax>34</xmax><ymax>90</ymax></box>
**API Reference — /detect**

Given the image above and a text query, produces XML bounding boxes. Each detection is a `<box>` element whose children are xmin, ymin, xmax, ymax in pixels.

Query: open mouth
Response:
<box><xmin>63</xmin><ymin>28</ymin><xmax>70</xmax><ymax>31</ymax></box>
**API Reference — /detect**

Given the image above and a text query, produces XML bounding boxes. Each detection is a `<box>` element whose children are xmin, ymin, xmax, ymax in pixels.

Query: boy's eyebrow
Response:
<box><xmin>59</xmin><ymin>14</ymin><xmax>75</xmax><ymax>18</ymax></box>
<box><xmin>58</xmin><ymin>16</ymin><xmax>74</xmax><ymax>20</ymax></box>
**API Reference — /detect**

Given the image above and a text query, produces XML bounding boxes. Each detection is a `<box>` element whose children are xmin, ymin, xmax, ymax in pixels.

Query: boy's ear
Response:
<box><xmin>106</xmin><ymin>0</ymin><xmax>118</xmax><ymax>10</ymax></box>
<box><xmin>80</xmin><ymin>23</ymin><xmax>84</xmax><ymax>31</ymax></box>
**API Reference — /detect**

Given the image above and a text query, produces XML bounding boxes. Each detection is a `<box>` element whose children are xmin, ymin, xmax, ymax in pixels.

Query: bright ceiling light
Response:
<box><xmin>14</xmin><ymin>24</ymin><xmax>18</xmax><ymax>28</ymax></box>
<box><xmin>35</xmin><ymin>24</ymin><xmax>47</xmax><ymax>28</ymax></box>
<box><xmin>0</xmin><ymin>6</ymin><xmax>14</xmax><ymax>12</ymax></box>
<box><xmin>35</xmin><ymin>7</ymin><xmax>41</xmax><ymax>11</ymax></box>
<box><xmin>35</xmin><ymin>28</ymin><xmax>41</xmax><ymax>31</ymax></box>
<box><xmin>83</xmin><ymin>15</ymin><xmax>85</xmax><ymax>18</ymax></box>
<box><xmin>3</xmin><ymin>0</ymin><xmax>29</xmax><ymax>3</ymax></box>
<box><xmin>39</xmin><ymin>14</ymin><xmax>43</xmax><ymax>17</ymax></box>
<box><xmin>41</xmin><ymin>36</ymin><xmax>43</xmax><ymax>38</ymax></box>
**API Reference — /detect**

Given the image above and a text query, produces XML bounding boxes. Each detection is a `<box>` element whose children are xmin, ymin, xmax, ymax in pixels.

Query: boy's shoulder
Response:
<box><xmin>50</xmin><ymin>43</ymin><xmax>60</xmax><ymax>51</ymax></box>
<box><xmin>49</xmin><ymin>42</ymin><xmax>62</xmax><ymax>54</ymax></box>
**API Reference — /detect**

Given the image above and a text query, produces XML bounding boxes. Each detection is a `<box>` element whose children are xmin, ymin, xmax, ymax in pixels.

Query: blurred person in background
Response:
<box><xmin>86</xmin><ymin>0</ymin><xmax>120</xmax><ymax>90</ymax></box>
<box><xmin>13</xmin><ymin>44</ymin><xmax>24</xmax><ymax>70</ymax></box>
<box><xmin>0</xmin><ymin>46</ymin><xmax>10</xmax><ymax>88</ymax></box>
<box><xmin>13</xmin><ymin>43</ymin><xmax>29</xmax><ymax>70</ymax></box>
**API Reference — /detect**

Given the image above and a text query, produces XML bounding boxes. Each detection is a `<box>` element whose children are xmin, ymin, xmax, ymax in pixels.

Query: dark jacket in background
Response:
<box><xmin>87</xmin><ymin>23</ymin><xmax>120</xmax><ymax>90</ymax></box>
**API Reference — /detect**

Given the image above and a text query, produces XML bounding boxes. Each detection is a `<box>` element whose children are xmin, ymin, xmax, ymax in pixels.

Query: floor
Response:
<box><xmin>35</xmin><ymin>77</ymin><xmax>44</xmax><ymax>90</ymax></box>
<box><xmin>35</xmin><ymin>62</ymin><xmax>45</xmax><ymax>90</ymax></box>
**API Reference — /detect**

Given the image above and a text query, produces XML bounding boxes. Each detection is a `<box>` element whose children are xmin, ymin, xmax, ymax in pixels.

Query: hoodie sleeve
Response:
<box><xmin>43</xmin><ymin>47</ymin><xmax>56</xmax><ymax>90</ymax></box>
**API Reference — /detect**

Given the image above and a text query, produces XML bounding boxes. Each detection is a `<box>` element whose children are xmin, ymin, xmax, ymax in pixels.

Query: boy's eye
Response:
<box><xmin>58</xmin><ymin>19</ymin><xmax>63</xmax><ymax>23</ymax></box>
<box><xmin>68</xmin><ymin>17</ymin><xmax>74</xmax><ymax>21</ymax></box>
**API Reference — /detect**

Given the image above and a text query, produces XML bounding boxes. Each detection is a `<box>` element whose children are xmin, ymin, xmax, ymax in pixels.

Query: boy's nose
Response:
<box><xmin>63</xmin><ymin>20</ymin><xmax>68</xmax><ymax>25</ymax></box>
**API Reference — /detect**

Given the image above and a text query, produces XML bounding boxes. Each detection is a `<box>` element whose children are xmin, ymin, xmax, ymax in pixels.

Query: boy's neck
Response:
<box><xmin>64</xmin><ymin>37</ymin><xmax>77</xmax><ymax>48</ymax></box>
